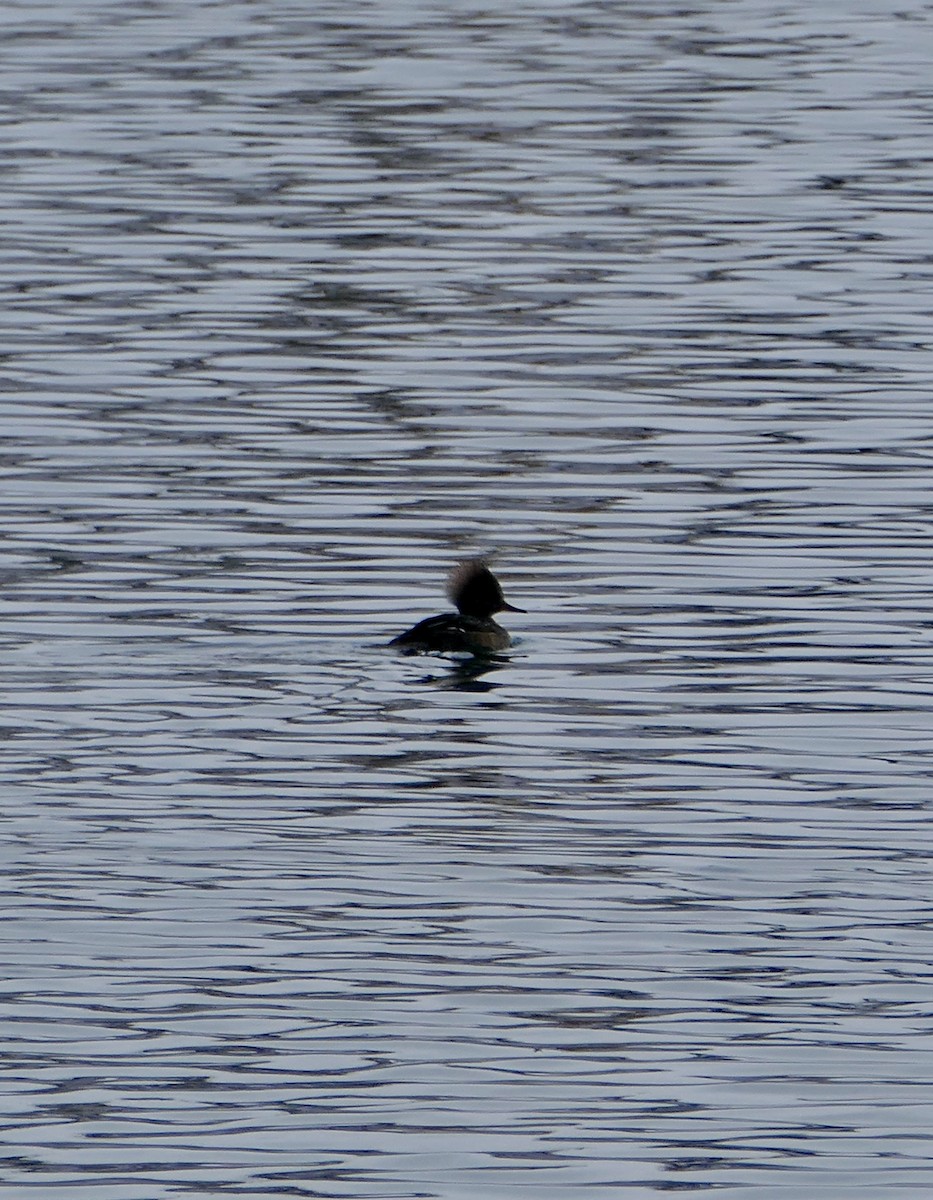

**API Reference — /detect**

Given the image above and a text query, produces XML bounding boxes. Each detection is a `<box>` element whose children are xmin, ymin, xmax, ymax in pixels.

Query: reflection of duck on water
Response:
<box><xmin>390</xmin><ymin>559</ymin><xmax>524</xmax><ymax>654</ymax></box>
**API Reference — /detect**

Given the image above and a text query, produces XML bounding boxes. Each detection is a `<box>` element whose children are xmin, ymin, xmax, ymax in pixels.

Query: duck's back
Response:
<box><xmin>389</xmin><ymin>612</ymin><xmax>509</xmax><ymax>654</ymax></box>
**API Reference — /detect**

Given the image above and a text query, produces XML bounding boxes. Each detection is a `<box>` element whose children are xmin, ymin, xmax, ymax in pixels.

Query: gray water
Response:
<box><xmin>3</xmin><ymin>0</ymin><xmax>933</xmax><ymax>1196</ymax></box>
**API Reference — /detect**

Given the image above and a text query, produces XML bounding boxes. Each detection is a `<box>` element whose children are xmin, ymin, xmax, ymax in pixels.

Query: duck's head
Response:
<box><xmin>448</xmin><ymin>559</ymin><xmax>525</xmax><ymax>619</ymax></box>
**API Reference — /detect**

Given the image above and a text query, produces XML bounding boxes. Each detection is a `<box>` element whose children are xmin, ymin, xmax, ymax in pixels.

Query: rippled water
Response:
<box><xmin>4</xmin><ymin>0</ymin><xmax>933</xmax><ymax>1196</ymax></box>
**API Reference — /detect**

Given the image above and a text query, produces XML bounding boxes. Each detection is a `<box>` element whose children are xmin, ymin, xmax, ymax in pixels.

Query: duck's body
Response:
<box><xmin>390</xmin><ymin>560</ymin><xmax>523</xmax><ymax>655</ymax></box>
<box><xmin>390</xmin><ymin>611</ymin><xmax>512</xmax><ymax>654</ymax></box>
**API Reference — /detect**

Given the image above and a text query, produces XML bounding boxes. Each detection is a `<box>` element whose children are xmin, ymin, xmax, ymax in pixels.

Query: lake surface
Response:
<box><xmin>3</xmin><ymin>0</ymin><xmax>933</xmax><ymax>1196</ymax></box>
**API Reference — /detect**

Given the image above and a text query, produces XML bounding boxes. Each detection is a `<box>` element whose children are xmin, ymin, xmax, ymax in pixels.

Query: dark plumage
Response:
<box><xmin>390</xmin><ymin>559</ymin><xmax>524</xmax><ymax>654</ymax></box>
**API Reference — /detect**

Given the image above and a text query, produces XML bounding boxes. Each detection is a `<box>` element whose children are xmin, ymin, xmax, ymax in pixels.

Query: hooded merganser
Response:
<box><xmin>390</xmin><ymin>559</ymin><xmax>524</xmax><ymax>654</ymax></box>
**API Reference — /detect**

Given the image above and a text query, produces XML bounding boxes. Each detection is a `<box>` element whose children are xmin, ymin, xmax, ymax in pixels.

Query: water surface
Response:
<box><xmin>3</xmin><ymin>0</ymin><xmax>933</xmax><ymax>1196</ymax></box>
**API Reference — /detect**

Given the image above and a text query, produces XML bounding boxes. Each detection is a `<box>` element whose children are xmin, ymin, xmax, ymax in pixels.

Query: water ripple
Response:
<box><xmin>3</xmin><ymin>0</ymin><xmax>933</xmax><ymax>1196</ymax></box>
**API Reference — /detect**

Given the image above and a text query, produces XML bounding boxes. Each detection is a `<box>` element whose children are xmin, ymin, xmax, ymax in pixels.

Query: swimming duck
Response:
<box><xmin>390</xmin><ymin>559</ymin><xmax>524</xmax><ymax>654</ymax></box>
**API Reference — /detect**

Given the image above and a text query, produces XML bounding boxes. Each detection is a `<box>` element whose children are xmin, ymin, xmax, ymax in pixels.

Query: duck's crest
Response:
<box><xmin>447</xmin><ymin>558</ymin><xmax>490</xmax><ymax>607</ymax></box>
